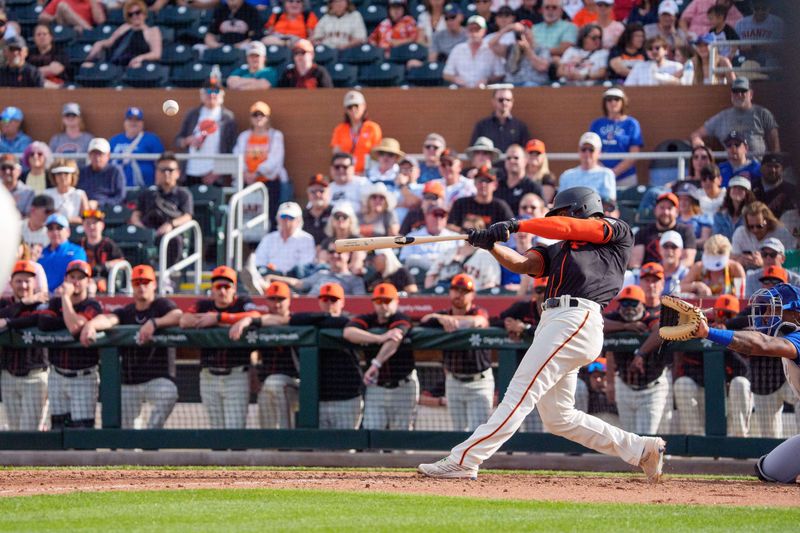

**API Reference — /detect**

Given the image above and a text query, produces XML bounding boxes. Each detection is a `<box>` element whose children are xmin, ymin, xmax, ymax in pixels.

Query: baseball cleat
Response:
<box><xmin>639</xmin><ymin>437</ymin><xmax>666</xmax><ymax>484</ymax></box>
<box><xmin>417</xmin><ymin>457</ymin><xmax>478</xmax><ymax>480</ymax></box>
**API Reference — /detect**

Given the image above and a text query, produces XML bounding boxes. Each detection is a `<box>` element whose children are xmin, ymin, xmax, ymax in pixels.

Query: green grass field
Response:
<box><xmin>1</xmin><ymin>488</ymin><xmax>798</xmax><ymax>533</ymax></box>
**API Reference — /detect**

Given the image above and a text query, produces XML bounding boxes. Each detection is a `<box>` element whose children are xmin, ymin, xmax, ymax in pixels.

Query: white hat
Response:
<box><xmin>578</xmin><ymin>132</ymin><xmax>602</xmax><ymax>151</ymax></box>
<box><xmin>603</xmin><ymin>87</ymin><xmax>626</xmax><ymax>100</ymax></box>
<box><xmin>87</xmin><ymin>137</ymin><xmax>110</xmax><ymax>154</ymax></box>
<box><xmin>276</xmin><ymin>201</ymin><xmax>302</xmax><ymax>219</ymax></box>
<box><xmin>702</xmin><ymin>253</ymin><xmax>729</xmax><ymax>272</ymax></box>
<box><xmin>728</xmin><ymin>175</ymin><xmax>752</xmax><ymax>191</ymax></box>
<box><xmin>759</xmin><ymin>237</ymin><xmax>785</xmax><ymax>254</ymax></box>
<box><xmin>658</xmin><ymin>0</ymin><xmax>678</xmax><ymax>16</ymax></box>
<box><xmin>362</xmin><ymin>182</ymin><xmax>397</xmax><ymax>211</ymax></box>
<box><xmin>246</xmin><ymin>41</ymin><xmax>266</xmax><ymax>57</ymax></box>
<box><xmin>343</xmin><ymin>90</ymin><xmax>365</xmax><ymax>108</ymax></box>
<box><xmin>659</xmin><ymin>230</ymin><xmax>684</xmax><ymax>249</ymax></box>
<box><xmin>330</xmin><ymin>201</ymin><xmax>357</xmax><ymax>219</ymax></box>
<box><xmin>467</xmin><ymin>15</ymin><xmax>487</xmax><ymax>29</ymax></box>
<box><xmin>51</xmin><ymin>165</ymin><xmax>77</xmax><ymax>174</ymax></box>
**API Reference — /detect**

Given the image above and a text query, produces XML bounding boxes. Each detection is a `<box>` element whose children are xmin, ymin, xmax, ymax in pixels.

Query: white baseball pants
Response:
<box><xmin>48</xmin><ymin>366</ymin><xmax>98</xmax><ymax>423</ymax></box>
<box><xmin>673</xmin><ymin>375</ymin><xmax>752</xmax><ymax>436</ymax></box>
<box><xmin>121</xmin><ymin>378</ymin><xmax>178</xmax><ymax>429</ymax></box>
<box><xmin>445</xmin><ymin>369</ymin><xmax>494</xmax><ymax>432</ymax></box>
<box><xmin>200</xmin><ymin>367</ymin><xmax>250</xmax><ymax>429</ymax></box>
<box><xmin>258</xmin><ymin>373</ymin><xmax>299</xmax><ymax>429</ymax></box>
<box><xmin>614</xmin><ymin>368</ymin><xmax>670</xmax><ymax>435</ymax></box>
<box><xmin>449</xmin><ymin>298</ymin><xmax>649</xmax><ymax>469</ymax></box>
<box><xmin>363</xmin><ymin>370</ymin><xmax>419</xmax><ymax>430</ymax></box>
<box><xmin>319</xmin><ymin>396</ymin><xmax>364</xmax><ymax>429</ymax></box>
<box><xmin>0</xmin><ymin>369</ymin><xmax>48</xmax><ymax>431</ymax></box>
<box><xmin>750</xmin><ymin>382</ymin><xmax>800</xmax><ymax>438</ymax></box>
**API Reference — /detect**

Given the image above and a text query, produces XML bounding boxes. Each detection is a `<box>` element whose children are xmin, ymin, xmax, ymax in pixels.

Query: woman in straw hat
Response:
<box><xmin>367</xmin><ymin>137</ymin><xmax>404</xmax><ymax>190</ymax></box>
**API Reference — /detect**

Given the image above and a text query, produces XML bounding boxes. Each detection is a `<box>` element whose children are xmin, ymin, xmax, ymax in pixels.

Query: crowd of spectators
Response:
<box><xmin>0</xmin><ymin>0</ymin><xmax>787</xmax><ymax>89</ymax></box>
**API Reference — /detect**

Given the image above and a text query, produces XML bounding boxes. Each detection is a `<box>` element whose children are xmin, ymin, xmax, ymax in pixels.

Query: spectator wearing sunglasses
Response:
<box><xmin>447</xmin><ymin>164</ymin><xmax>513</xmax><ymax>232</ymax></box>
<box><xmin>253</xmin><ymin>201</ymin><xmax>315</xmax><ymax>276</ymax></box>
<box><xmin>753</xmin><ymin>153</ymin><xmax>796</xmax><ymax>219</ymax></box>
<box><xmin>694</xmin><ymin>164</ymin><xmax>726</xmax><ymax>218</ymax></box>
<box><xmin>718</xmin><ymin>130</ymin><xmax>760</xmax><ymax>188</ymax></box>
<box><xmin>657</xmin><ymin>230</ymin><xmax>689</xmax><ymax>296</ymax></box>
<box><xmin>644</xmin><ymin>0</ymin><xmax>689</xmax><ymax>56</ymax></box>
<box><xmin>428</xmin><ymin>3</ymin><xmax>467</xmax><ymax>63</ymax></box>
<box><xmin>690</xmin><ymin>77</ymin><xmax>780</xmax><ymax>157</ymax></box>
<box><xmin>179</xmin><ymin>266</ymin><xmax>260</xmax><ymax>429</ymax></box>
<box><xmin>79</xmin><ymin>137</ymin><xmax>126</xmax><ymax>211</ymax></box>
<box><xmin>731</xmin><ymin>201</ymin><xmax>796</xmax><ymax>270</ymax></box>
<box><xmin>712</xmin><ymin>175</ymin><xmax>755</xmax><ymax>241</ymax></box>
<box><xmin>623</xmin><ymin>35</ymin><xmax>681</xmax><ymax>86</ymax></box>
<box><xmin>400</xmin><ymin>203</ymin><xmax>458</xmax><ymax>272</ymax></box>
<box><xmin>589</xmin><ymin>87</ymin><xmax>643</xmax><ymax>187</ymax></box>
<box><xmin>533</xmin><ymin>0</ymin><xmax>577</xmax><ymax>58</ymax></box>
<box><xmin>681</xmin><ymin>234</ymin><xmax>746</xmax><ymax>298</ymax></box>
<box><xmin>744</xmin><ymin>238</ymin><xmax>800</xmax><ymax>296</ymax></box>
<box><xmin>109</xmin><ymin>107</ymin><xmax>165</xmax><ymax>189</ymax></box>
<box><xmin>558</xmin><ymin>132</ymin><xmax>616</xmax><ymax>202</ymax></box>
<box><xmin>82</xmin><ymin>0</ymin><xmax>161</xmax><ymax>69</ymax></box>
<box><xmin>1</xmin><ymin>153</ymin><xmax>33</xmax><ymax>216</ymax></box>
<box><xmin>494</xmin><ymin>145</ymin><xmax>543</xmax><ymax>214</ymax></box>
<box><xmin>277</xmin><ymin>38</ymin><xmax>333</xmax><ymax>88</ymax></box>
<box><xmin>557</xmin><ymin>23</ymin><xmax>608</xmax><ymax>85</ymax></box>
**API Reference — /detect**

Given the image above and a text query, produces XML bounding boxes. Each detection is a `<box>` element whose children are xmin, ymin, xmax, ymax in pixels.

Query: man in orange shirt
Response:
<box><xmin>263</xmin><ymin>0</ymin><xmax>319</xmax><ymax>46</ymax></box>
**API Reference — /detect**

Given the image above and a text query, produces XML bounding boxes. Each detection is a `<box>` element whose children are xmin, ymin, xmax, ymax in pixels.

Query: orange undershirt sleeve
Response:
<box><xmin>218</xmin><ymin>311</ymin><xmax>262</xmax><ymax>325</ymax></box>
<box><xmin>517</xmin><ymin>217</ymin><xmax>610</xmax><ymax>244</ymax></box>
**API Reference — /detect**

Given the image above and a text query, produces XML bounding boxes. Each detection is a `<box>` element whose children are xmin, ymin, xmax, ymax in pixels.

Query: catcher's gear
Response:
<box><xmin>749</xmin><ymin>283</ymin><xmax>800</xmax><ymax>337</ymax></box>
<box><xmin>467</xmin><ymin>229</ymin><xmax>495</xmax><ymax>250</ymax></box>
<box><xmin>545</xmin><ymin>186</ymin><xmax>604</xmax><ymax>219</ymax></box>
<box><xmin>658</xmin><ymin>295</ymin><xmax>707</xmax><ymax>341</ymax></box>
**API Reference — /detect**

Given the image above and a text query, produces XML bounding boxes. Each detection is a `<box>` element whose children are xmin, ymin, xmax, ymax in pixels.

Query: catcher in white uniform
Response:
<box><xmin>418</xmin><ymin>187</ymin><xmax>666</xmax><ymax>482</ymax></box>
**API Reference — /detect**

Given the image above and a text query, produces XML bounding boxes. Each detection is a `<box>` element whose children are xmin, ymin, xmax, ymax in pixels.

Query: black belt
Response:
<box><xmin>53</xmin><ymin>367</ymin><xmax>95</xmax><ymax>378</ymax></box>
<box><xmin>450</xmin><ymin>370</ymin><xmax>490</xmax><ymax>383</ymax></box>
<box><xmin>542</xmin><ymin>297</ymin><xmax>580</xmax><ymax>311</ymax></box>
<box><xmin>207</xmin><ymin>365</ymin><xmax>249</xmax><ymax>376</ymax></box>
<box><xmin>378</xmin><ymin>377</ymin><xmax>412</xmax><ymax>389</ymax></box>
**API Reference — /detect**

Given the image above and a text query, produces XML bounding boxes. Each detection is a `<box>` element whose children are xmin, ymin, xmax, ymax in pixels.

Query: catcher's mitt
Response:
<box><xmin>658</xmin><ymin>295</ymin><xmax>707</xmax><ymax>341</ymax></box>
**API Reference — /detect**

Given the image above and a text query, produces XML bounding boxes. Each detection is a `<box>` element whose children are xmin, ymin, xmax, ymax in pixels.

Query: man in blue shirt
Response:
<box><xmin>0</xmin><ymin>106</ymin><xmax>32</xmax><ymax>154</ymax></box>
<box><xmin>718</xmin><ymin>130</ymin><xmax>760</xmax><ymax>187</ymax></box>
<box><xmin>79</xmin><ymin>138</ymin><xmax>127</xmax><ymax>210</ymax></box>
<box><xmin>558</xmin><ymin>132</ymin><xmax>617</xmax><ymax>202</ymax></box>
<box><xmin>38</xmin><ymin>213</ymin><xmax>87</xmax><ymax>292</ymax></box>
<box><xmin>109</xmin><ymin>107</ymin><xmax>165</xmax><ymax>188</ymax></box>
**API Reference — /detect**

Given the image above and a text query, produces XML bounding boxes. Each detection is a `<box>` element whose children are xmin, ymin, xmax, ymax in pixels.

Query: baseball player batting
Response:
<box><xmin>418</xmin><ymin>186</ymin><xmax>666</xmax><ymax>482</ymax></box>
<box><xmin>665</xmin><ymin>283</ymin><xmax>800</xmax><ymax>484</ymax></box>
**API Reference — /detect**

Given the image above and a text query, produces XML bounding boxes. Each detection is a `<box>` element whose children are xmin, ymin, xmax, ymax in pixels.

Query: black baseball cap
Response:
<box><xmin>31</xmin><ymin>194</ymin><xmax>55</xmax><ymax>212</ymax></box>
<box><xmin>761</xmin><ymin>153</ymin><xmax>783</xmax><ymax>165</ymax></box>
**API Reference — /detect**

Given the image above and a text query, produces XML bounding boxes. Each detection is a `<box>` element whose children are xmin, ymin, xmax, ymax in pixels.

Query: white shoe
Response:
<box><xmin>417</xmin><ymin>457</ymin><xmax>478</xmax><ymax>480</ymax></box>
<box><xmin>639</xmin><ymin>437</ymin><xmax>666</xmax><ymax>484</ymax></box>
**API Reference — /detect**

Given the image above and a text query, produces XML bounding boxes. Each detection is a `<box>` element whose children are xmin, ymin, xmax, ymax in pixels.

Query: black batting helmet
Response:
<box><xmin>546</xmin><ymin>186</ymin><xmax>604</xmax><ymax>219</ymax></box>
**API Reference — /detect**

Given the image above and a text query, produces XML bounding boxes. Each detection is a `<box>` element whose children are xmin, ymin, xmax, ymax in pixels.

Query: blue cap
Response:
<box><xmin>694</xmin><ymin>33</ymin><xmax>716</xmax><ymax>45</ymax></box>
<box><xmin>125</xmin><ymin>107</ymin><xmax>144</xmax><ymax>120</ymax></box>
<box><xmin>444</xmin><ymin>3</ymin><xmax>462</xmax><ymax>16</ymax></box>
<box><xmin>45</xmin><ymin>213</ymin><xmax>69</xmax><ymax>228</ymax></box>
<box><xmin>1</xmin><ymin>106</ymin><xmax>23</xmax><ymax>122</ymax></box>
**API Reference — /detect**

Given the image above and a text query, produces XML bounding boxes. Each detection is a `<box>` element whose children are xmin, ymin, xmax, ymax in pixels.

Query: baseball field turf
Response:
<box><xmin>0</xmin><ymin>468</ymin><xmax>797</xmax><ymax>532</ymax></box>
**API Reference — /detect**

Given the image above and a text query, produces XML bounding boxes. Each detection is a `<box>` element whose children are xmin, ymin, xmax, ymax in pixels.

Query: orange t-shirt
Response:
<box><xmin>330</xmin><ymin>120</ymin><xmax>382</xmax><ymax>174</ymax></box>
<box><xmin>572</xmin><ymin>9</ymin><xmax>599</xmax><ymax>28</ymax></box>
<box><xmin>245</xmin><ymin>133</ymin><xmax>270</xmax><ymax>175</ymax></box>
<box><xmin>44</xmin><ymin>0</ymin><xmax>96</xmax><ymax>26</ymax></box>
<box><xmin>264</xmin><ymin>11</ymin><xmax>319</xmax><ymax>39</ymax></box>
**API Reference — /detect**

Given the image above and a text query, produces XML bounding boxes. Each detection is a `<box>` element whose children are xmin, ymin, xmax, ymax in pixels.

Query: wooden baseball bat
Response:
<box><xmin>334</xmin><ymin>234</ymin><xmax>469</xmax><ymax>253</ymax></box>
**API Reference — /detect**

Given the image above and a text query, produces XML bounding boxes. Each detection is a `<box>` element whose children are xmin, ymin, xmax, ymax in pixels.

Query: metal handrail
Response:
<box><xmin>708</xmin><ymin>38</ymin><xmax>782</xmax><ymax>85</ymax></box>
<box><xmin>107</xmin><ymin>260</ymin><xmax>132</xmax><ymax>296</ymax></box>
<box><xmin>158</xmin><ymin>220</ymin><xmax>203</xmax><ymax>296</ymax></box>
<box><xmin>226</xmin><ymin>182</ymin><xmax>270</xmax><ymax>272</ymax></box>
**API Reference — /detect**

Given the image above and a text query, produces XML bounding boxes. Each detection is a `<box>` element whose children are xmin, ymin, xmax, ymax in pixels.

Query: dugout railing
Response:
<box><xmin>0</xmin><ymin>326</ymin><xmax>785</xmax><ymax>459</ymax></box>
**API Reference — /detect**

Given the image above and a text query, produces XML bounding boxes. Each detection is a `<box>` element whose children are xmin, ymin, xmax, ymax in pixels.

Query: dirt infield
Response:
<box><xmin>0</xmin><ymin>469</ymin><xmax>797</xmax><ymax>506</ymax></box>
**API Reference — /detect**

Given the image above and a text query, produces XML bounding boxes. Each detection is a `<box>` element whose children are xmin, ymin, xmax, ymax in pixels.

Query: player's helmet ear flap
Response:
<box><xmin>546</xmin><ymin>186</ymin><xmax>604</xmax><ymax>219</ymax></box>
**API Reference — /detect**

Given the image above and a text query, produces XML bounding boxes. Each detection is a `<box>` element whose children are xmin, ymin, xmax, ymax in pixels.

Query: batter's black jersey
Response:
<box><xmin>531</xmin><ymin>216</ymin><xmax>633</xmax><ymax>307</ymax></box>
<box><xmin>346</xmin><ymin>312</ymin><xmax>414</xmax><ymax>385</ymax></box>
<box><xmin>39</xmin><ymin>297</ymin><xmax>102</xmax><ymax>370</ymax></box>
<box><xmin>604</xmin><ymin>310</ymin><xmax>666</xmax><ymax>389</ymax></box>
<box><xmin>112</xmin><ymin>298</ymin><xmax>178</xmax><ymax>385</ymax></box>
<box><xmin>0</xmin><ymin>299</ymin><xmax>47</xmax><ymax>375</ymax></box>
<box><xmin>421</xmin><ymin>306</ymin><xmax>492</xmax><ymax>375</ymax></box>
<box><xmin>192</xmin><ymin>297</ymin><xmax>256</xmax><ymax>369</ymax></box>
<box><xmin>290</xmin><ymin>312</ymin><xmax>361</xmax><ymax>401</ymax></box>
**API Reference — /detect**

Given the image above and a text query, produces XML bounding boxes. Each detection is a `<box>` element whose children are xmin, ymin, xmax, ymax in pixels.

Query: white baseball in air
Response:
<box><xmin>162</xmin><ymin>99</ymin><xmax>180</xmax><ymax>116</ymax></box>
<box><xmin>0</xmin><ymin>187</ymin><xmax>21</xmax><ymax>294</ymax></box>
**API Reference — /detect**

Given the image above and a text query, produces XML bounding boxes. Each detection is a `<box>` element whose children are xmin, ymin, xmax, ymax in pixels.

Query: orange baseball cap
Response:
<box><xmin>372</xmin><ymin>283</ymin><xmax>398</xmax><ymax>301</ymax></box>
<box><xmin>131</xmin><ymin>264</ymin><xmax>156</xmax><ymax>282</ymax></box>
<box><xmin>760</xmin><ymin>265</ymin><xmax>788</xmax><ymax>283</ymax></box>
<box><xmin>81</xmin><ymin>208</ymin><xmax>105</xmax><ymax>220</ymax></box>
<box><xmin>422</xmin><ymin>180</ymin><xmax>445</xmax><ymax>198</ymax></box>
<box><xmin>640</xmin><ymin>262</ymin><xmax>665</xmax><ymax>280</ymax></box>
<box><xmin>211</xmin><ymin>265</ymin><xmax>237</xmax><ymax>284</ymax></box>
<box><xmin>450</xmin><ymin>273</ymin><xmax>475</xmax><ymax>291</ymax></box>
<box><xmin>525</xmin><ymin>139</ymin><xmax>546</xmax><ymax>154</ymax></box>
<box><xmin>318</xmin><ymin>282</ymin><xmax>344</xmax><ymax>300</ymax></box>
<box><xmin>617</xmin><ymin>285</ymin><xmax>645</xmax><ymax>303</ymax></box>
<box><xmin>12</xmin><ymin>260</ymin><xmax>36</xmax><ymax>276</ymax></box>
<box><xmin>713</xmin><ymin>294</ymin><xmax>740</xmax><ymax>314</ymax></box>
<box><xmin>66</xmin><ymin>260</ymin><xmax>92</xmax><ymax>278</ymax></box>
<box><xmin>533</xmin><ymin>276</ymin><xmax>549</xmax><ymax>289</ymax></box>
<box><xmin>308</xmin><ymin>173</ymin><xmax>329</xmax><ymax>188</ymax></box>
<box><xmin>266</xmin><ymin>281</ymin><xmax>291</xmax><ymax>298</ymax></box>
<box><xmin>656</xmin><ymin>192</ymin><xmax>679</xmax><ymax>208</ymax></box>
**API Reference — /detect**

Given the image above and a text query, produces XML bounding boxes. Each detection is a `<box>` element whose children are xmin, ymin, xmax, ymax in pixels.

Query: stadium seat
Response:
<box><xmin>74</xmin><ymin>62</ymin><xmax>123</xmax><ymax>88</ymax></box>
<box><xmin>121</xmin><ymin>63</ymin><xmax>170</xmax><ymax>88</ymax></box>
<box><xmin>389</xmin><ymin>43</ymin><xmax>428</xmax><ymax>64</ymax></box>
<box><xmin>77</xmin><ymin>25</ymin><xmax>116</xmax><ymax>44</ymax></box>
<box><xmin>198</xmin><ymin>8</ymin><xmax>215</xmax><ymax>25</ymax></box>
<box><xmin>156</xmin><ymin>5</ymin><xmax>199</xmax><ymax>28</ymax></box>
<box><xmin>67</xmin><ymin>42</ymin><xmax>93</xmax><ymax>66</ymax></box>
<box><xmin>51</xmin><ymin>24</ymin><xmax>77</xmax><ymax>46</ymax></box>
<box><xmin>177</xmin><ymin>21</ymin><xmax>211</xmax><ymax>45</ymax></box>
<box><xmin>5</xmin><ymin>0</ymin><xmax>36</xmax><ymax>6</ymax></box>
<box><xmin>107</xmin><ymin>225</ymin><xmax>157</xmax><ymax>266</ymax></box>
<box><xmin>405</xmin><ymin>61</ymin><xmax>444</xmax><ymax>86</ymax></box>
<box><xmin>104</xmin><ymin>204</ymin><xmax>133</xmax><ymax>228</ymax></box>
<box><xmin>160</xmin><ymin>26</ymin><xmax>176</xmax><ymax>44</ymax></box>
<box><xmin>358</xmin><ymin>62</ymin><xmax>404</xmax><ymax>87</ymax></box>
<box><xmin>328</xmin><ymin>62</ymin><xmax>358</xmax><ymax>87</ymax></box>
<box><xmin>106</xmin><ymin>8</ymin><xmax>126</xmax><ymax>25</ymax></box>
<box><xmin>265</xmin><ymin>44</ymin><xmax>291</xmax><ymax>67</ymax></box>
<box><xmin>170</xmin><ymin>62</ymin><xmax>212</xmax><ymax>87</ymax></box>
<box><xmin>339</xmin><ymin>43</ymin><xmax>382</xmax><ymax>66</ymax></box>
<box><xmin>202</xmin><ymin>45</ymin><xmax>246</xmax><ymax>66</ymax></box>
<box><xmin>649</xmin><ymin>138</ymin><xmax>692</xmax><ymax>187</ymax></box>
<box><xmin>312</xmin><ymin>44</ymin><xmax>337</xmax><ymax>67</ymax></box>
<box><xmin>358</xmin><ymin>4</ymin><xmax>387</xmax><ymax>32</ymax></box>
<box><xmin>616</xmin><ymin>185</ymin><xmax>648</xmax><ymax>208</ymax></box>
<box><xmin>189</xmin><ymin>184</ymin><xmax>226</xmax><ymax>254</ymax></box>
<box><xmin>10</xmin><ymin>3</ymin><xmax>43</xmax><ymax>37</ymax></box>
<box><xmin>160</xmin><ymin>43</ymin><xmax>196</xmax><ymax>66</ymax></box>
